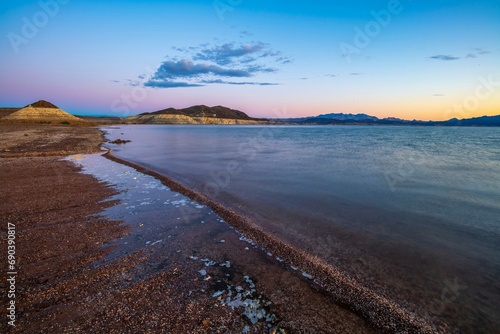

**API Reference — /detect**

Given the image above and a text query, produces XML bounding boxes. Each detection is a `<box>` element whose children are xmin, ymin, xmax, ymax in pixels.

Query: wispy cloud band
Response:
<box><xmin>429</xmin><ymin>48</ymin><xmax>491</xmax><ymax>62</ymax></box>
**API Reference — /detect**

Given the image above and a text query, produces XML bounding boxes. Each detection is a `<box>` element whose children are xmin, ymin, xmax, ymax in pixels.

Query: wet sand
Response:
<box><xmin>0</xmin><ymin>124</ymin><xmax>377</xmax><ymax>333</ymax></box>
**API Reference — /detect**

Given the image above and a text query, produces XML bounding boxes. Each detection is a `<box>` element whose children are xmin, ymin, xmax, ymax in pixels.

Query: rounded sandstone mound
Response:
<box><xmin>3</xmin><ymin>100</ymin><xmax>86</xmax><ymax>123</ymax></box>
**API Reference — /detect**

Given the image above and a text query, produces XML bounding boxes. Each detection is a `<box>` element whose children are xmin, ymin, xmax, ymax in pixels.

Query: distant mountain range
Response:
<box><xmin>1</xmin><ymin>100</ymin><xmax>499</xmax><ymax>126</ymax></box>
<box><xmin>279</xmin><ymin>113</ymin><xmax>500</xmax><ymax>126</ymax></box>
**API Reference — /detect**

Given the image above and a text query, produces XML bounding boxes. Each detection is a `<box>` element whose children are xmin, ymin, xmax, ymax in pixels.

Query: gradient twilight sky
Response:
<box><xmin>0</xmin><ymin>0</ymin><xmax>499</xmax><ymax>120</ymax></box>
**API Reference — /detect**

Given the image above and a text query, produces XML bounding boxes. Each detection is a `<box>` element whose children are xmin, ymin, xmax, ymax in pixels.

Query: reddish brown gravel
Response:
<box><xmin>0</xmin><ymin>123</ymin><xmax>104</xmax><ymax>157</ymax></box>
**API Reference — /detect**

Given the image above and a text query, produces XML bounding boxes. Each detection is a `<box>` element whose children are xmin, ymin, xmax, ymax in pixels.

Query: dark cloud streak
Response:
<box><xmin>144</xmin><ymin>80</ymin><xmax>203</xmax><ymax>88</ymax></box>
<box><xmin>200</xmin><ymin>79</ymin><xmax>279</xmax><ymax>86</ymax></box>
<box><xmin>429</xmin><ymin>55</ymin><xmax>460</xmax><ymax>61</ymax></box>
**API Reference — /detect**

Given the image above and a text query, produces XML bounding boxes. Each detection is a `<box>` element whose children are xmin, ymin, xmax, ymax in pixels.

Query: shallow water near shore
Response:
<box><xmin>104</xmin><ymin>125</ymin><xmax>500</xmax><ymax>332</ymax></box>
<box><xmin>67</xmin><ymin>153</ymin><xmax>375</xmax><ymax>333</ymax></box>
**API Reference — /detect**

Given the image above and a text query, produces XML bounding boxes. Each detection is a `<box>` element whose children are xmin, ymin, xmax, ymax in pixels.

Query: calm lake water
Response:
<box><xmin>104</xmin><ymin>125</ymin><xmax>500</xmax><ymax>332</ymax></box>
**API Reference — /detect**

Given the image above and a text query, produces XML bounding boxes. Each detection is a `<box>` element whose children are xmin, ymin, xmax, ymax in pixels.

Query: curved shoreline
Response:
<box><xmin>103</xmin><ymin>148</ymin><xmax>441</xmax><ymax>333</ymax></box>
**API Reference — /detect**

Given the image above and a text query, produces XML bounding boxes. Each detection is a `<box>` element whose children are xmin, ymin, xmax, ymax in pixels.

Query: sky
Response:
<box><xmin>0</xmin><ymin>0</ymin><xmax>499</xmax><ymax>120</ymax></box>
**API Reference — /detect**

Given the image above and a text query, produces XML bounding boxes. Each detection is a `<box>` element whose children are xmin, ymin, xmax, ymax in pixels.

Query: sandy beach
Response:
<box><xmin>0</xmin><ymin>124</ymin><xmax>378</xmax><ymax>333</ymax></box>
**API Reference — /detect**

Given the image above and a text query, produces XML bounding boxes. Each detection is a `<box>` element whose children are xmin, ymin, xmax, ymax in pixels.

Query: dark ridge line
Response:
<box><xmin>25</xmin><ymin>100</ymin><xmax>59</xmax><ymax>109</ymax></box>
<box><xmin>102</xmin><ymin>149</ymin><xmax>442</xmax><ymax>333</ymax></box>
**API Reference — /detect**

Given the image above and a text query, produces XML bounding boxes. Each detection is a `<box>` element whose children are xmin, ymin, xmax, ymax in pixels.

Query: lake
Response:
<box><xmin>104</xmin><ymin>125</ymin><xmax>500</xmax><ymax>332</ymax></box>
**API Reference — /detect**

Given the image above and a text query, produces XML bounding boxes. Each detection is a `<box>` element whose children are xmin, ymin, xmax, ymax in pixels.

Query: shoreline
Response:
<box><xmin>0</xmin><ymin>123</ymin><xmax>441</xmax><ymax>332</ymax></box>
<box><xmin>103</xmin><ymin>148</ymin><xmax>439</xmax><ymax>333</ymax></box>
<box><xmin>0</xmin><ymin>123</ymin><xmax>375</xmax><ymax>333</ymax></box>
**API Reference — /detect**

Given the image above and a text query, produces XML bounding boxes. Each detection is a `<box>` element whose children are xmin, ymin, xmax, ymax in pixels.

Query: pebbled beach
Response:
<box><xmin>0</xmin><ymin>124</ymin><xmax>377</xmax><ymax>333</ymax></box>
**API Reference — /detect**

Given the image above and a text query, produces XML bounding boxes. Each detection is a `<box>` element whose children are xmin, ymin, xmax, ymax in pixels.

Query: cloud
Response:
<box><xmin>152</xmin><ymin>59</ymin><xmax>252</xmax><ymax>79</ymax></box>
<box><xmin>475</xmin><ymin>48</ymin><xmax>490</xmax><ymax>55</ymax></box>
<box><xmin>276</xmin><ymin>56</ymin><xmax>292</xmax><ymax>64</ymax></box>
<box><xmin>246</xmin><ymin>64</ymin><xmax>277</xmax><ymax>73</ymax></box>
<box><xmin>143</xmin><ymin>41</ymin><xmax>290</xmax><ymax>89</ymax></box>
<box><xmin>194</xmin><ymin>42</ymin><xmax>267</xmax><ymax>65</ymax></box>
<box><xmin>190</xmin><ymin>42</ymin><xmax>293</xmax><ymax>67</ymax></box>
<box><xmin>144</xmin><ymin>80</ymin><xmax>203</xmax><ymax>88</ymax></box>
<box><xmin>350</xmin><ymin>72</ymin><xmax>362</xmax><ymax>76</ymax></box>
<box><xmin>430</xmin><ymin>49</ymin><xmax>491</xmax><ymax>62</ymax></box>
<box><xmin>200</xmin><ymin>79</ymin><xmax>279</xmax><ymax>86</ymax></box>
<box><xmin>466</xmin><ymin>48</ymin><xmax>491</xmax><ymax>59</ymax></box>
<box><xmin>429</xmin><ymin>55</ymin><xmax>460</xmax><ymax>61</ymax></box>
<box><xmin>127</xmin><ymin>80</ymin><xmax>141</xmax><ymax>87</ymax></box>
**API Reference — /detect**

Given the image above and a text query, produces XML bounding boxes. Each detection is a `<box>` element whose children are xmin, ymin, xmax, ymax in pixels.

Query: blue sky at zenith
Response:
<box><xmin>0</xmin><ymin>0</ymin><xmax>499</xmax><ymax>120</ymax></box>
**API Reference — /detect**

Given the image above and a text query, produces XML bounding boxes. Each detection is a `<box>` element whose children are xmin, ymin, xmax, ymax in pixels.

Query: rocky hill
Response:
<box><xmin>127</xmin><ymin>105</ymin><xmax>266</xmax><ymax>124</ymax></box>
<box><xmin>27</xmin><ymin>100</ymin><xmax>59</xmax><ymax>108</ymax></box>
<box><xmin>2</xmin><ymin>100</ymin><xmax>86</xmax><ymax>124</ymax></box>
